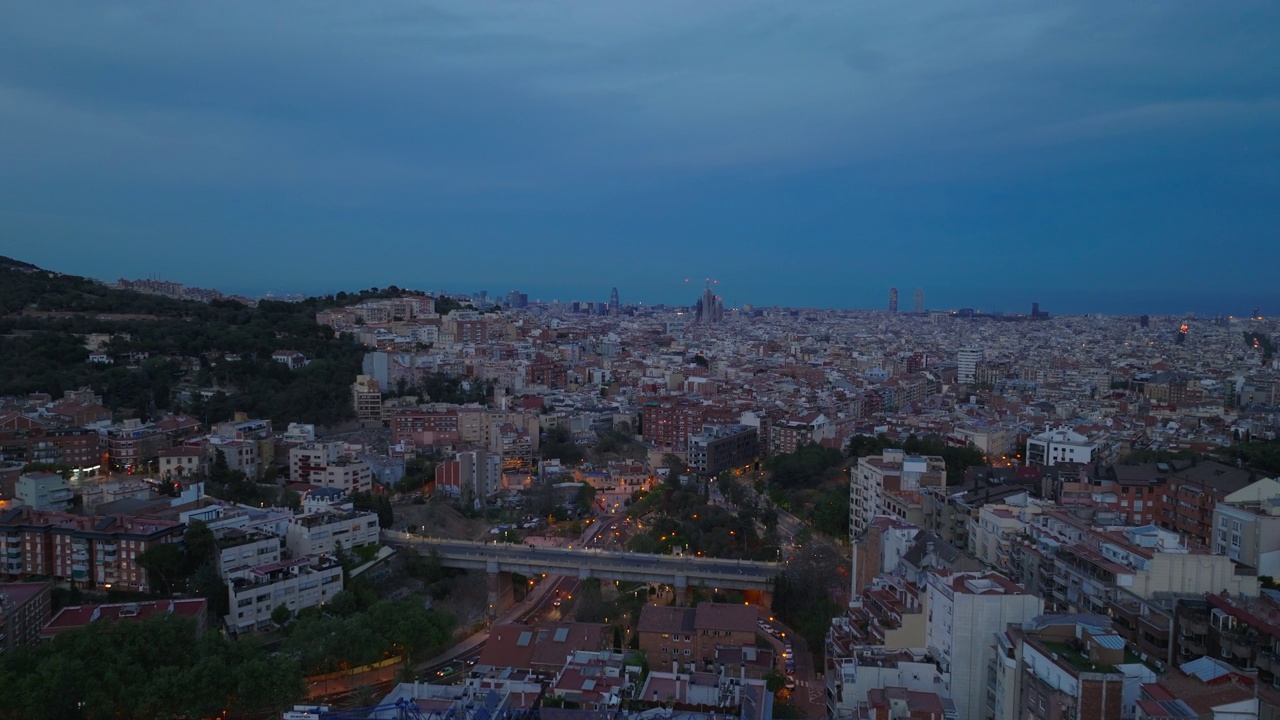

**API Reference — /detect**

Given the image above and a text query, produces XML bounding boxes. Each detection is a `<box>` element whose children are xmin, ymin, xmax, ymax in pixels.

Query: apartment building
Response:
<box><xmin>1155</xmin><ymin>461</ymin><xmax>1255</xmax><ymax>547</ymax></box>
<box><xmin>0</xmin><ymin>507</ymin><xmax>184</xmax><ymax>591</ymax></box>
<box><xmin>206</xmin><ymin>437</ymin><xmax>261</xmax><ymax>480</ymax></box>
<box><xmin>852</xmin><ymin>450</ymin><xmax>947</xmax><ymax>537</ymax></box>
<box><xmin>687</xmin><ymin>424</ymin><xmax>758</xmax><ymax>477</ymax></box>
<box><xmin>213</xmin><ymin>527</ymin><xmax>282</xmax><ymax>581</ymax></box>
<box><xmin>157</xmin><ymin>445</ymin><xmax>204</xmax><ymax>480</ymax></box>
<box><xmin>1025</xmin><ymin>426</ymin><xmax>1099</xmax><ymax>467</ymax></box>
<box><xmin>289</xmin><ymin>442</ymin><xmax>372</xmax><ymax>493</ymax></box>
<box><xmin>435</xmin><ymin>449</ymin><xmax>502</xmax><ymax>501</ymax></box>
<box><xmin>823</xmin><ymin>646</ymin><xmax>949</xmax><ymax>720</ymax></box>
<box><xmin>455</xmin><ymin>408</ymin><xmax>541</xmax><ymax>453</ymax></box>
<box><xmin>14</xmin><ymin>471</ymin><xmax>73</xmax><ymax>511</ymax></box>
<box><xmin>641</xmin><ymin>400</ymin><xmax>707</xmax><ymax>451</ymax></box>
<box><xmin>1002</xmin><ymin>615</ymin><xmax>1152</xmax><ymax>720</ymax></box>
<box><xmin>925</xmin><ymin>571</ymin><xmax>1043</xmax><ymax>720</ymax></box>
<box><xmin>99</xmin><ymin>419</ymin><xmax>169</xmax><ymax>471</ymax></box>
<box><xmin>0</xmin><ymin>427</ymin><xmax>100</xmax><ymax>471</ymax></box>
<box><xmin>968</xmin><ymin>504</ymin><xmax>1042</xmax><ymax>574</ymax></box>
<box><xmin>770</xmin><ymin>412</ymin><xmax>832</xmax><ymax>456</ymax></box>
<box><xmin>1210</xmin><ymin>478</ymin><xmax>1280</xmax><ymax>576</ymax></box>
<box><xmin>1018</xmin><ymin>512</ymin><xmax>1259</xmax><ymax>625</ymax></box>
<box><xmin>391</xmin><ymin>409</ymin><xmax>460</xmax><ymax>446</ymax></box>
<box><xmin>225</xmin><ymin>555</ymin><xmax>343</xmax><ymax>635</ymax></box>
<box><xmin>490</xmin><ymin>422</ymin><xmax>533</xmax><ymax>473</ymax></box>
<box><xmin>284</xmin><ymin>508</ymin><xmax>380</xmax><ymax>558</ymax></box>
<box><xmin>637</xmin><ymin>602</ymin><xmax>760</xmax><ymax>673</ymax></box>
<box><xmin>352</xmin><ymin>374</ymin><xmax>383</xmax><ymax>423</ymax></box>
<box><xmin>0</xmin><ymin>581</ymin><xmax>51</xmax><ymax>654</ymax></box>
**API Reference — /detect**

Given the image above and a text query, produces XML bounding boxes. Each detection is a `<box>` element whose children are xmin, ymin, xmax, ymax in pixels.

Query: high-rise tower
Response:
<box><xmin>609</xmin><ymin>287</ymin><xmax>620</xmax><ymax>313</ymax></box>
<box><xmin>913</xmin><ymin>288</ymin><xmax>924</xmax><ymax>314</ymax></box>
<box><xmin>888</xmin><ymin>288</ymin><xmax>899</xmax><ymax>313</ymax></box>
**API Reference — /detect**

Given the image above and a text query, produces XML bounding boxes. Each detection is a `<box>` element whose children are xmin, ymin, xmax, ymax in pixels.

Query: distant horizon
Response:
<box><xmin>3</xmin><ymin>4</ymin><xmax>1277</xmax><ymax>323</ymax></box>
<box><xmin>34</xmin><ymin>258</ymin><xmax>1277</xmax><ymax>320</ymax></box>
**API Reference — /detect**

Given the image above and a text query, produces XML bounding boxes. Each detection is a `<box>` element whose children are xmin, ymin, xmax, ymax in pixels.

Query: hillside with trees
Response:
<box><xmin>0</xmin><ymin>261</ymin><xmax>389</xmax><ymax>426</ymax></box>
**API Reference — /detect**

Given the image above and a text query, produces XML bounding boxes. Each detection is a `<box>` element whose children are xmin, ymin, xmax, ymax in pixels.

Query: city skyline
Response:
<box><xmin>2</xmin><ymin>3</ymin><xmax>1278</xmax><ymax>314</ymax></box>
<box><xmin>27</xmin><ymin>260</ymin><xmax>1280</xmax><ymax>318</ymax></box>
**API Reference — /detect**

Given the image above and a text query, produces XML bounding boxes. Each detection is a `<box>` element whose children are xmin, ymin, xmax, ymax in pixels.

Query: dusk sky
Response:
<box><xmin>2</xmin><ymin>2</ymin><xmax>1278</xmax><ymax>315</ymax></box>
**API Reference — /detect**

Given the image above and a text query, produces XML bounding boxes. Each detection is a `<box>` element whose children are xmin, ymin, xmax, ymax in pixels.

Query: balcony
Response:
<box><xmin>1183</xmin><ymin>619</ymin><xmax>1208</xmax><ymax>636</ymax></box>
<box><xmin>1258</xmin><ymin>653</ymin><xmax>1275</xmax><ymax>673</ymax></box>
<box><xmin>5</xmin><ymin>549</ymin><xmax>18</xmax><ymax>559</ymax></box>
<box><xmin>1138</xmin><ymin>615</ymin><xmax>1171</xmax><ymax>639</ymax></box>
<box><xmin>1181</xmin><ymin>637</ymin><xmax>1206</xmax><ymax>656</ymax></box>
<box><xmin>1233</xmin><ymin>639</ymin><xmax>1255</xmax><ymax>660</ymax></box>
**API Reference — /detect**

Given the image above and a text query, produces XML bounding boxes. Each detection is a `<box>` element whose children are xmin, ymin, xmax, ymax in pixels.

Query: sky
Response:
<box><xmin>1</xmin><ymin>1</ymin><xmax>1278</xmax><ymax>315</ymax></box>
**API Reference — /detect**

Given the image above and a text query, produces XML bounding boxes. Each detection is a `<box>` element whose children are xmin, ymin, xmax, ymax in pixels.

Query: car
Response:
<box><xmin>436</xmin><ymin>666</ymin><xmax>455</xmax><ymax>677</ymax></box>
<box><xmin>466</xmin><ymin>655</ymin><xmax>480</xmax><ymax>666</ymax></box>
<box><xmin>784</xmin><ymin>678</ymin><xmax>797</xmax><ymax>690</ymax></box>
<box><xmin>760</xmin><ymin>624</ymin><xmax>773</xmax><ymax>634</ymax></box>
<box><xmin>553</xmin><ymin>599</ymin><xmax>562</xmax><ymax>607</ymax></box>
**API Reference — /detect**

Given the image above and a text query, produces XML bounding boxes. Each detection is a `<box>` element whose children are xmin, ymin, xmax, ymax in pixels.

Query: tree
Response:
<box><xmin>136</xmin><ymin>542</ymin><xmax>185</xmax><ymax>595</ymax></box>
<box><xmin>183</xmin><ymin>520</ymin><xmax>215</xmax><ymax>572</ymax></box>
<box><xmin>329</xmin><ymin>590</ymin><xmax>360</xmax><ymax>618</ymax></box>
<box><xmin>209</xmin><ymin>448</ymin><xmax>230</xmax><ymax>485</ymax></box>
<box><xmin>0</xmin><ymin>614</ymin><xmax>305</xmax><ymax>719</ymax></box>
<box><xmin>764</xmin><ymin>669</ymin><xmax>787</xmax><ymax>693</ymax></box>
<box><xmin>271</xmin><ymin>604</ymin><xmax>292</xmax><ymax>628</ymax></box>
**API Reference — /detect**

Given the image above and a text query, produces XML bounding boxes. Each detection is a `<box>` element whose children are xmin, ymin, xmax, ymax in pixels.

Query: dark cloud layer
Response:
<box><xmin>0</xmin><ymin>1</ymin><xmax>1277</xmax><ymax>313</ymax></box>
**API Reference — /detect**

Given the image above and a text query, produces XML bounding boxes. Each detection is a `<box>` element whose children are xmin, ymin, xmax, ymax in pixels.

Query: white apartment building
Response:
<box><xmin>850</xmin><ymin>450</ymin><xmax>946</xmax><ymax>537</ymax></box>
<box><xmin>949</xmin><ymin>423</ymin><xmax>1017</xmax><ymax>459</ymax></box>
<box><xmin>825</xmin><ymin>649</ymin><xmax>948</xmax><ymax>720</ymax></box>
<box><xmin>213</xmin><ymin>527</ymin><xmax>283</xmax><ymax>581</ymax></box>
<box><xmin>207</xmin><ymin>437</ymin><xmax>261</xmax><ymax>479</ymax></box>
<box><xmin>1024</xmin><ymin>426</ymin><xmax>1098</xmax><ymax>467</ymax></box>
<box><xmin>225</xmin><ymin>556</ymin><xmax>344</xmax><ymax>634</ymax></box>
<box><xmin>925</xmin><ymin>571</ymin><xmax>1042</xmax><ymax>720</ymax></box>
<box><xmin>289</xmin><ymin>442</ymin><xmax>371</xmax><ymax>493</ymax></box>
<box><xmin>14</xmin><ymin>472</ymin><xmax>73</xmax><ymax>511</ymax></box>
<box><xmin>1211</xmin><ymin>478</ymin><xmax>1280</xmax><ymax>576</ymax></box>
<box><xmin>285</xmin><ymin>508</ymin><xmax>380</xmax><ymax>558</ymax></box>
<box><xmin>314</xmin><ymin>459</ymin><xmax>372</xmax><ymax>494</ymax></box>
<box><xmin>957</xmin><ymin>347</ymin><xmax>982</xmax><ymax>385</ymax></box>
<box><xmin>967</xmin><ymin>504</ymin><xmax>1042</xmax><ymax>573</ymax></box>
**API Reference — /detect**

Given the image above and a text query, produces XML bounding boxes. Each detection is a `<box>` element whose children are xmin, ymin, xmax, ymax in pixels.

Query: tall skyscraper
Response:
<box><xmin>913</xmin><ymin>288</ymin><xmax>924</xmax><ymax>314</ymax></box>
<box><xmin>958</xmin><ymin>346</ymin><xmax>982</xmax><ymax>385</ymax></box>
<box><xmin>695</xmin><ymin>283</ymin><xmax>724</xmax><ymax>323</ymax></box>
<box><xmin>609</xmin><ymin>287</ymin><xmax>620</xmax><ymax>313</ymax></box>
<box><xmin>888</xmin><ymin>288</ymin><xmax>899</xmax><ymax>313</ymax></box>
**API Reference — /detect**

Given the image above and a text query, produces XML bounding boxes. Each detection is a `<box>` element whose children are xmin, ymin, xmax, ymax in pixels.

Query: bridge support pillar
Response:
<box><xmin>486</xmin><ymin>562</ymin><xmax>514</xmax><ymax>620</ymax></box>
<box><xmin>674</xmin><ymin>574</ymin><xmax>689</xmax><ymax>606</ymax></box>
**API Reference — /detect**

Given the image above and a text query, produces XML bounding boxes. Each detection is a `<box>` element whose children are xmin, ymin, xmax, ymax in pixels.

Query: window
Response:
<box><xmin>1233</xmin><ymin>521</ymin><xmax>1242</xmax><ymax>533</ymax></box>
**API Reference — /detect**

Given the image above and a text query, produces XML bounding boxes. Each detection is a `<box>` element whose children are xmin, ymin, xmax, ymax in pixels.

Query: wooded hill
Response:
<box><xmin>0</xmin><ymin>261</ymin><xmax>403</xmax><ymax>427</ymax></box>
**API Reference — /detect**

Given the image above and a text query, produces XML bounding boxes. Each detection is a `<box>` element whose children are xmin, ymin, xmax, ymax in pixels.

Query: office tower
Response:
<box><xmin>694</xmin><ymin>283</ymin><xmax>724</xmax><ymax>323</ymax></box>
<box><xmin>888</xmin><ymin>288</ymin><xmax>898</xmax><ymax>313</ymax></box>
<box><xmin>957</xmin><ymin>346</ymin><xmax>982</xmax><ymax>384</ymax></box>
<box><xmin>913</xmin><ymin>288</ymin><xmax>924</xmax><ymax>314</ymax></box>
<box><xmin>609</xmin><ymin>287</ymin><xmax>620</xmax><ymax>314</ymax></box>
<box><xmin>1140</xmin><ymin>315</ymin><xmax>1149</xmax><ymax>328</ymax></box>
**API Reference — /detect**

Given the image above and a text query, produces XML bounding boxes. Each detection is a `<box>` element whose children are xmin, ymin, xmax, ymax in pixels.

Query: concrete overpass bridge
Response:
<box><xmin>381</xmin><ymin>531</ymin><xmax>783</xmax><ymax>615</ymax></box>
